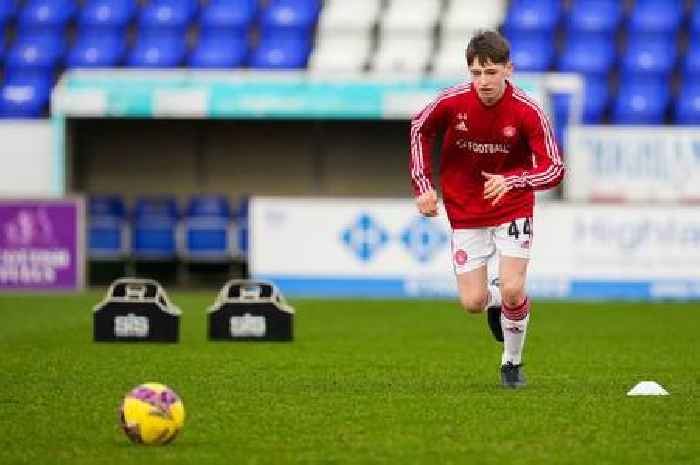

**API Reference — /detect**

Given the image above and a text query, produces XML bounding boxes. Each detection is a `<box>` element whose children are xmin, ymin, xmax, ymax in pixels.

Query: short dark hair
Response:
<box><xmin>466</xmin><ymin>30</ymin><xmax>510</xmax><ymax>66</ymax></box>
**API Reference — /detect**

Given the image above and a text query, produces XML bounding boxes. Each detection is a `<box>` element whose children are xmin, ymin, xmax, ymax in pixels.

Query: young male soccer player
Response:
<box><xmin>409</xmin><ymin>30</ymin><xmax>565</xmax><ymax>388</ymax></box>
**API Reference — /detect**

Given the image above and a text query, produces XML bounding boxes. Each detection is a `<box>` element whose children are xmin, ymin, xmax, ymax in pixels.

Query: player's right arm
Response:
<box><xmin>409</xmin><ymin>91</ymin><xmax>450</xmax><ymax>216</ymax></box>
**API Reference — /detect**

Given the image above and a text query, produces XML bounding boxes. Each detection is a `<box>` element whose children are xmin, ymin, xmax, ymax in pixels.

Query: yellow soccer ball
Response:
<box><xmin>119</xmin><ymin>383</ymin><xmax>185</xmax><ymax>445</ymax></box>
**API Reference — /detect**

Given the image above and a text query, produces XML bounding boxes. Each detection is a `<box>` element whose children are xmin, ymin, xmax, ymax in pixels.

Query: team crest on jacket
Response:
<box><xmin>455</xmin><ymin>113</ymin><xmax>468</xmax><ymax>132</ymax></box>
<box><xmin>502</xmin><ymin>126</ymin><xmax>516</xmax><ymax>137</ymax></box>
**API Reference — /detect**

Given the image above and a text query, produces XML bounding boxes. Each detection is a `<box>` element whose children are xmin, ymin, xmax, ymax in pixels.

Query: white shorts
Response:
<box><xmin>451</xmin><ymin>217</ymin><xmax>532</xmax><ymax>274</ymax></box>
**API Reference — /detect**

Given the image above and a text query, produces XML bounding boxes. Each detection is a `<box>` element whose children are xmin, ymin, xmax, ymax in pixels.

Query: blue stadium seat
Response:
<box><xmin>581</xmin><ymin>76</ymin><xmax>610</xmax><ymax>123</ymax></box>
<box><xmin>673</xmin><ymin>82</ymin><xmax>700</xmax><ymax>124</ymax></box>
<box><xmin>88</xmin><ymin>194</ymin><xmax>130</xmax><ymax>260</ymax></box>
<box><xmin>79</xmin><ymin>0</ymin><xmax>138</xmax><ymax>34</ymax></box>
<box><xmin>681</xmin><ymin>37</ymin><xmax>700</xmax><ymax>77</ymax></box>
<box><xmin>249</xmin><ymin>37</ymin><xmax>310</xmax><ymax>69</ymax></box>
<box><xmin>67</xmin><ymin>32</ymin><xmax>127</xmax><ymax>68</ymax></box>
<box><xmin>612</xmin><ymin>77</ymin><xmax>669</xmax><ymax>124</ymax></box>
<box><xmin>139</xmin><ymin>0</ymin><xmax>197</xmax><ymax>34</ymax></box>
<box><xmin>558</xmin><ymin>34</ymin><xmax>615</xmax><ymax>76</ymax></box>
<box><xmin>234</xmin><ymin>196</ymin><xmax>249</xmax><ymax>257</ymax></box>
<box><xmin>0</xmin><ymin>74</ymin><xmax>52</xmax><ymax>118</ymax></box>
<box><xmin>509</xmin><ymin>36</ymin><xmax>554</xmax><ymax>72</ymax></box>
<box><xmin>259</xmin><ymin>0</ymin><xmax>321</xmax><ymax>41</ymax></box>
<box><xmin>566</xmin><ymin>0</ymin><xmax>623</xmax><ymax>38</ymax></box>
<box><xmin>18</xmin><ymin>0</ymin><xmax>77</xmax><ymax>33</ymax></box>
<box><xmin>127</xmin><ymin>31</ymin><xmax>187</xmax><ymax>67</ymax></box>
<box><xmin>189</xmin><ymin>33</ymin><xmax>248</xmax><ymax>68</ymax></box>
<box><xmin>0</xmin><ymin>1</ymin><xmax>18</xmax><ymax>29</ymax></box>
<box><xmin>132</xmin><ymin>195</ymin><xmax>179</xmax><ymax>260</ymax></box>
<box><xmin>628</xmin><ymin>0</ymin><xmax>684</xmax><ymax>36</ymax></box>
<box><xmin>5</xmin><ymin>32</ymin><xmax>66</xmax><ymax>74</ymax></box>
<box><xmin>691</xmin><ymin>3</ymin><xmax>700</xmax><ymax>39</ymax></box>
<box><xmin>621</xmin><ymin>36</ymin><xmax>677</xmax><ymax>78</ymax></box>
<box><xmin>552</xmin><ymin>75</ymin><xmax>609</xmax><ymax>126</ymax></box>
<box><xmin>179</xmin><ymin>194</ymin><xmax>236</xmax><ymax>262</ymax></box>
<box><xmin>201</xmin><ymin>0</ymin><xmax>257</xmax><ymax>38</ymax></box>
<box><xmin>503</xmin><ymin>0</ymin><xmax>562</xmax><ymax>35</ymax></box>
<box><xmin>682</xmin><ymin>43</ymin><xmax>700</xmax><ymax>78</ymax></box>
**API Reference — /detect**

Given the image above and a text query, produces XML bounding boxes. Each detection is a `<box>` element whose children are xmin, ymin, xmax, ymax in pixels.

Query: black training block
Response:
<box><xmin>208</xmin><ymin>280</ymin><xmax>294</xmax><ymax>341</ymax></box>
<box><xmin>93</xmin><ymin>278</ymin><xmax>181</xmax><ymax>342</ymax></box>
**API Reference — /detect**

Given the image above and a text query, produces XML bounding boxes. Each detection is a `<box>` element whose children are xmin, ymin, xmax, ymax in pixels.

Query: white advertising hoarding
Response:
<box><xmin>250</xmin><ymin>197</ymin><xmax>456</xmax><ymax>297</ymax></box>
<box><xmin>0</xmin><ymin>121</ymin><xmax>56</xmax><ymax>196</ymax></box>
<box><xmin>250</xmin><ymin>197</ymin><xmax>700</xmax><ymax>300</ymax></box>
<box><xmin>565</xmin><ymin>126</ymin><xmax>700</xmax><ymax>202</ymax></box>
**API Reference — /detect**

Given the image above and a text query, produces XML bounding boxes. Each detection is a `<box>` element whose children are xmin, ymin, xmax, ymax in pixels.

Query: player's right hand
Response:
<box><xmin>416</xmin><ymin>190</ymin><xmax>438</xmax><ymax>217</ymax></box>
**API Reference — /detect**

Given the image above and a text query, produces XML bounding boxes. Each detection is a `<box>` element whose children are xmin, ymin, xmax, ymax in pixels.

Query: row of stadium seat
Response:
<box><xmin>503</xmin><ymin>0</ymin><xmax>700</xmax><ymax>125</ymax></box>
<box><xmin>88</xmin><ymin>194</ymin><xmax>248</xmax><ymax>263</ymax></box>
<box><xmin>0</xmin><ymin>31</ymin><xmax>312</xmax><ymax>69</ymax></box>
<box><xmin>3</xmin><ymin>0</ymin><xmax>700</xmax><ymax>124</ymax></box>
<box><xmin>504</xmin><ymin>0</ymin><xmax>700</xmax><ymax>37</ymax></box>
<box><xmin>510</xmin><ymin>32</ymin><xmax>700</xmax><ymax>79</ymax></box>
<box><xmin>7</xmin><ymin>0</ymin><xmax>698</xmax><ymax>49</ymax></box>
<box><xmin>0</xmin><ymin>0</ymin><xmax>320</xmax><ymax>70</ymax></box>
<box><xmin>0</xmin><ymin>0</ymin><xmax>319</xmax><ymax>37</ymax></box>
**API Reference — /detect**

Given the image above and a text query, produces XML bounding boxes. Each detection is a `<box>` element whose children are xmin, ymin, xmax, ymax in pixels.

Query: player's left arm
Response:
<box><xmin>503</xmin><ymin>106</ymin><xmax>566</xmax><ymax>192</ymax></box>
<box><xmin>483</xmin><ymin>106</ymin><xmax>565</xmax><ymax>205</ymax></box>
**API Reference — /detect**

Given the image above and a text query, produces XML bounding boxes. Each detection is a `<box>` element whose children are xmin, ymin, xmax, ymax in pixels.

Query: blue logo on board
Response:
<box><xmin>340</xmin><ymin>213</ymin><xmax>389</xmax><ymax>262</ymax></box>
<box><xmin>400</xmin><ymin>216</ymin><xmax>448</xmax><ymax>263</ymax></box>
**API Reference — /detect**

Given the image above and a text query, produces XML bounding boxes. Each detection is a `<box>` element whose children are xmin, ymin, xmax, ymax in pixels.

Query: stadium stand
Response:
<box><xmin>309</xmin><ymin>0</ymin><xmax>379</xmax><ymax>72</ymax></box>
<box><xmin>566</xmin><ymin>0</ymin><xmax>622</xmax><ymax>39</ymax></box>
<box><xmin>88</xmin><ymin>194</ymin><xmax>130</xmax><ymax>260</ymax></box>
<box><xmin>433</xmin><ymin>0</ymin><xmax>506</xmax><ymax>74</ymax></box>
<box><xmin>189</xmin><ymin>0</ymin><xmax>255</xmax><ymax>67</ymax></box>
<box><xmin>78</xmin><ymin>0</ymin><xmax>138</xmax><ymax>34</ymax></box>
<box><xmin>178</xmin><ymin>194</ymin><xmax>237</xmax><ymax>263</ymax></box>
<box><xmin>372</xmin><ymin>0</ymin><xmax>440</xmax><ymax>73</ymax></box>
<box><xmin>18</xmin><ymin>0</ymin><xmax>77</xmax><ymax>33</ymax></box>
<box><xmin>86</xmin><ymin>194</ymin><xmax>246</xmax><ymax>279</ymax></box>
<box><xmin>502</xmin><ymin>0</ymin><xmax>562</xmax><ymax>38</ymax></box>
<box><xmin>131</xmin><ymin>195</ymin><xmax>180</xmax><ymax>261</ymax></box>
<box><xmin>612</xmin><ymin>76</ymin><xmax>670</xmax><ymax>124</ymax></box>
<box><xmin>0</xmin><ymin>0</ymin><xmax>699</xmax><ymax>123</ymax></box>
<box><xmin>674</xmin><ymin>81</ymin><xmax>700</xmax><ymax>123</ymax></box>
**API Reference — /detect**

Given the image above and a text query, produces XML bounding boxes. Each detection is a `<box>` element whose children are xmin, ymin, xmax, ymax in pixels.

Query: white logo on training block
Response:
<box><xmin>230</xmin><ymin>313</ymin><xmax>266</xmax><ymax>337</ymax></box>
<box><xmin>627</xmin><ymin>381</ymin><xmax>669</xmax><ymax>396</ymax></box>
<box><xmin>114</xmin><ymin>313</ymin><xmax>150</xmax><ymax>337</ymax></box>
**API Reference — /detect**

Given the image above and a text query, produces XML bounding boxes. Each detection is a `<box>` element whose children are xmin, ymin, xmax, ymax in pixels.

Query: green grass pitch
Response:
<box><xmin>1</xmin><ymin>292</ymin><xmax>698</xmax><ymax>465</ymax></box>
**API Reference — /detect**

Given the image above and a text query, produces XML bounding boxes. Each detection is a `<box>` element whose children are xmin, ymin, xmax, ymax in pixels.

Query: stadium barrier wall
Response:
<box><xmin>0</xmin><ymin>121</ymin><xmax>56</xmax><ymax>196</ymax></box>
<box><xmin>249</xmin><ymin>197</ymin><xmax>700</xmax><ymax>300</ymax></box>
<box><xmin>565</xmin><ymin>126</ymin><xmax>700</xmax><ymax>202</ymax></box>
<box><xmin>52</xmin><ymin>70</ymin><xmax>549</xmax><ymax>119</ymax></box>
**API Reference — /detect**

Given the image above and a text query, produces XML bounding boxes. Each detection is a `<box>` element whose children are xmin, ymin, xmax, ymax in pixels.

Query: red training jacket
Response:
<box><xmin>410</xmin><ymin>81</ymin><xmax>565</xmax><ymax>228</ymax></box>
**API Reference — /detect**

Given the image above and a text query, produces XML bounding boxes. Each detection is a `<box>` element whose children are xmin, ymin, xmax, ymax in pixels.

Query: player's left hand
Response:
<box><xmin>482</xmin><ymin>171</ymin><xmax>511</xmax><ymax>206</ymax></box>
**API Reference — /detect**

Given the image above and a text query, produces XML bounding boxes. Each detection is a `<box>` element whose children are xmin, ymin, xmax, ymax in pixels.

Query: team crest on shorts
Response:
<box><xmin>502</xmin><ymin>126</ymin><xmax>516</xmax><ymax>137</ymax></box>
<box><xmin>454</xmin><ymin>249</ymin><xmax>468</xmax><ymax>265</ymax></box>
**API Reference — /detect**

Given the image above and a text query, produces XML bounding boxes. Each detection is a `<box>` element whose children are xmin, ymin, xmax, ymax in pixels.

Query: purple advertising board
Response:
<box><xmin>0</xmin><ymin>198</ymin><xmax>85</xmax><ymax>291</ymax></box>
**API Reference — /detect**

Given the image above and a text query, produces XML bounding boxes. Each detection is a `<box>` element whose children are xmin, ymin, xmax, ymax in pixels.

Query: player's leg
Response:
<box><xmin>494</xmin><ymin>217</ymin><xmax>533</xmax><ymax>388</ymax></box>
<box><xmin>485</xmin><ymin>252</ymin><xmax>503</xmax><ymax>342</ymax></box>
<box><xmin>455</xmin><ymin>265</ymin><xmax>489</xmax><ymax>313</ymax></box>
<box><xmin>500</xmin><ymin>255</ymin><xmax>529</xmax><ymax>363</ymax></box>
<box><xmin>452</xmin><ymin>228</ymin><xmax>499</xmax><ymax>314</ymax></box>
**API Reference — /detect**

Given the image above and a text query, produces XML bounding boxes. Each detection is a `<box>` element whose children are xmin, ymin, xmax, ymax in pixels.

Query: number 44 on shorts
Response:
<box><xmin>507</xmin><ymin>217</ymin><xmax>532</xmax><ymax>240</ymax></box>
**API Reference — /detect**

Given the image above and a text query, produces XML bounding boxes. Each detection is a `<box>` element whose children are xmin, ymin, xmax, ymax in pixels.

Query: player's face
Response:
<box><xmin>468</xmin><ymin>59</ymin><xmax>513</xmax><ymax>106</ymax></box>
